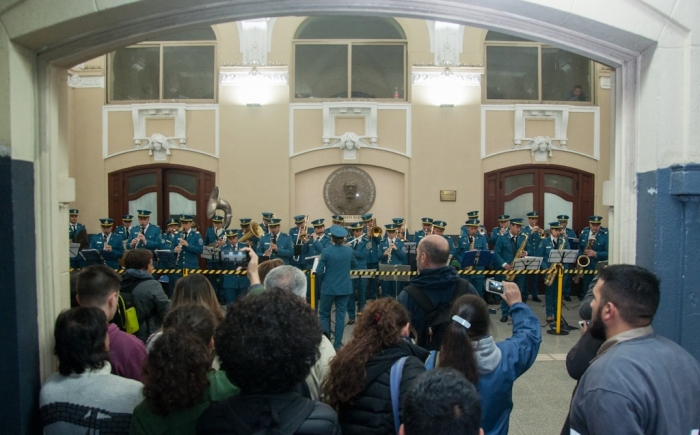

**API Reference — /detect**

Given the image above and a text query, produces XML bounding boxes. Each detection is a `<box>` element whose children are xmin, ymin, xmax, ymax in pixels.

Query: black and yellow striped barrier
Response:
<box><xmin>73</xmin><ymin>268</ymin><xmax>598</xmax><ymax>277</ymax></box>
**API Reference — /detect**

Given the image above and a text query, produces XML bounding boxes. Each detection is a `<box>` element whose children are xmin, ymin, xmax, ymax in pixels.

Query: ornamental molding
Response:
<box><xmin>411</xmin><ymin>66</ymin><xmax>483</xmax><ymax>85</ymax></box>
<box><xmin>322</xmin><ymin>103</ymin><xmax>379</xmax><ymax>158</ymax></box>
<box><xmin>426</xmin><ymin>20</ymin><xmax>465</xmax><ymax>66</ymax></box>
<box><xmin>67</xmin><ymin>74</ymin><xmax>105</xmax><ymax>88</ymax></box>
<box><xmin>219</xmin><ymin>66</ymin><xmax>288</xmax><ymax>85</ymax></box>
<box><xmin>235</xmin><ymin>18</ymin><xmax>276</xmax><ymax>66</ymax></box>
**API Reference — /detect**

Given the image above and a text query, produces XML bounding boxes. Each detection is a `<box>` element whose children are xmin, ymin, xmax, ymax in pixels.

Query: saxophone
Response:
<box><xmin>572</xmin><ymin>236</ymin><xmax>596</xmax><ymax>284</ymax></box>
<box><xmin>506</xmin><ymin>234</ymin><xmax>528</xmax><ymax>282</ymax></box>
<box><xmin>544</xmin><ymin>238</ymin><xmax>564</xmax><ymax>286</ymax></box>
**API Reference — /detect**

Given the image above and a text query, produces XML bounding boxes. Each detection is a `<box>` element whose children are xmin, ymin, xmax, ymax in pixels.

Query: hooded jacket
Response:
<box><xmin>121</xmin><ymin>268</ymin><xmax>170</xmax><ymax>343</ymax></box>
<box><xmin>338</xmin><ymin>340</ymin><xmax>429</xmax><ymax>435</ymax></box>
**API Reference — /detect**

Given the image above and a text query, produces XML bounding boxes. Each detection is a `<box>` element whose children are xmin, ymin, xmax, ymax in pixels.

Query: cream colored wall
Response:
<box><xmin>66</xmin><ymin>16</ymin><xmax>611</xmax><ymax>236</ymax></box>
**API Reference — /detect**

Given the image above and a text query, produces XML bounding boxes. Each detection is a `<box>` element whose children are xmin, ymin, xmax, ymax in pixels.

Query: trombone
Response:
<box><xmin>293</xmin><ymin>216</ymin><xmax>310</xmax><ymax>261</ymax></box>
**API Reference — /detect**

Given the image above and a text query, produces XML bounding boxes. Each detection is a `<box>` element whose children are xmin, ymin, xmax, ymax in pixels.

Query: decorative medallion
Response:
<box><xmin>323</xmin><ymin>167</ymin><xmax>376</xmax><ymax>216</ymax></box>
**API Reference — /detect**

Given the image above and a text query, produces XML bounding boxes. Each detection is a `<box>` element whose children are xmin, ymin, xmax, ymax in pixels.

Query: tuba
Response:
<box><xmin>206</xmin><ymin>186</ymin><xmax>233</xmax><ymax>230</ymax></box>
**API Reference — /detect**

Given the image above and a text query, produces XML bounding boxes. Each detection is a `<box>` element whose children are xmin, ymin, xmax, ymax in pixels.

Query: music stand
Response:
<box><xmin>568</xmin><ymin>237</ymin><xmax>580</xmax><ymax>250</ymax></box>
<box><xmin>155</xmin><ymin>249</ymin><xmax>177</xmax><ymax>268</ymax></box>
<box><xmin>201</xmin><ymin>246</ymin><xmax>220</xmax><ymax>261</ymax></box>
<box><xmin>69</xmin><ymin>243</ymin><xmax>80</xmax><ymax>258</ymax></box>
<box><xmin>460</xmin><ymin>250</ymin><xmax>494</xmax><ymax>269</ymax></box>
<box><xmin>378</xmin><ymin>264</ymin><xmax>411</xmax><ymax>298</ymax></box>
<box><xmin>513</xmin><ymin>256</ymin><xmax>542</xmax><ymax>275</ymax></box>
<box><xmin>80</xmin><ymin>249</ymin><xmax>105</xmax><ymax>266</ymax></box>
<box><xmin>546</xmin><ymin>249</ymin><xmax>578</xmax><ymax>335</ymax></box>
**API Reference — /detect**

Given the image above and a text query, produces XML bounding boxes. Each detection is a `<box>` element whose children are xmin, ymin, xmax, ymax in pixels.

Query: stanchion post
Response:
<box><xmin>310</xmin><ymin>272</ymin><xmax>316</xmax><ymax>310</ymax></box>
<box><xmin>547</xmin><ymin>265</ymin><xmax>569</xmax><ymax>336</ymax></box>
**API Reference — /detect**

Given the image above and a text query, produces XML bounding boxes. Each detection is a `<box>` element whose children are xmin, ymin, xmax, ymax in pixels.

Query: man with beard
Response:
<box><xmin>568</xmin><ymin>265</ymin><xmax>700</xmax><ymax>435</ymax></box>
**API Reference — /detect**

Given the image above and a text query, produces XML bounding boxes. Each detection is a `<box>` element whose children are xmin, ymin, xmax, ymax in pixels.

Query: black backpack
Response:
<box><xmin>404</xmin><ymin>279</ymin><xmax>474</xmax><ymax>351</ymax></box>
<box><xmin>219</xmin><ymin>395</ymin><xmax>315</xmax><ymax>435</ymax></box>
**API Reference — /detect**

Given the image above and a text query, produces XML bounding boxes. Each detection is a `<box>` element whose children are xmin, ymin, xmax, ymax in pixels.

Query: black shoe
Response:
<box><xmin>500</xmin><ymin>316</ymin><xmax>508</xmax><ymax>323</ymax></box>
<box><xmin>532</xmin><ymin>296</ymin><xmax>542</xmax><ymax>302</ymax></box>
<box><xmin>564</xmin><ymin>296</ymin><xmax>572</xmax><ymax>302</ymax></box>
<box><xmin>347</xmin><ymin>318</ymin><xmax>356</xmax><ymax>325</ymax></box>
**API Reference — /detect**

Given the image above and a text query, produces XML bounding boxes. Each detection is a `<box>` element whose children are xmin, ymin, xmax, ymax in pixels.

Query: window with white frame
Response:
<box><xmin>484</xmin><ymin>31</ymin><xmax>594</xmax><ymax>103</ymax></box>
<box><xmin>107</xmin><ymin>26</ymin><xmax>217</xmax><ymax>103</ymax></box>
<box><xmin>293</xmin><ymin>16</ymin><xmax>407</xmax><ymax>100</ymax></box>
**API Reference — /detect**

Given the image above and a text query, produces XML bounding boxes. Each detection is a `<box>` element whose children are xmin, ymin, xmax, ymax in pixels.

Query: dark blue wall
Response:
<box><xmin>637</xmin><ymin>165</ymin><xmax>700</xmax><ymax>361</ymax></box>
<box><xmin>0</xmin><ymin>156</ymin><xmax>40</xmax><ymax>434</ymax></box>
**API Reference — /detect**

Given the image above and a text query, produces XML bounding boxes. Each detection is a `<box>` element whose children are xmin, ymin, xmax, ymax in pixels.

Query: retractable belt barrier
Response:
<box><xmin>71</xmin><ymin>268</ymin><xmax>599</xmax><ymax>276</ymax></box>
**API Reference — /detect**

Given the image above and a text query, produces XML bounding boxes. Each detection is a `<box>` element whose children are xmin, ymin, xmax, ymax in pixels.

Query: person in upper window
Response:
<box><xmin>566</xmin><ymin>85</ymin><xmax>586</xmax><ymax>101</ymax></box>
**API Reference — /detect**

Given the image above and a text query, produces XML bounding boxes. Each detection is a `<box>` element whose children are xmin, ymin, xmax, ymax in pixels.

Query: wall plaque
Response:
<box><xmin>440</xmin><ymin>190</ymin><xmax>457</xmax><ymax>201</ymax></box>
<box><xmin>324</xmin><ymin>166</ymin><xmax>376</xmax><ymax>216</ymax></box>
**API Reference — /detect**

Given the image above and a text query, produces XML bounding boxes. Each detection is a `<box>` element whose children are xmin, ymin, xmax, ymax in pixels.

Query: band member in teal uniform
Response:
<box><xmin>414</xmin><ymin>217</ymin><xmax>433</xmax><ymax>244</ymax></box>
<box><xmin>379</xmin><ymin>223</ymin><xmax>407</xmax><ymax>298</ymax></box>
<box><xmin>459</xmin><ymin>219</ymin><xmax>488</xmax><ymax>297</ymax></box>
<box><xmin>431</xmin><ymin>220</ymin><xmax>457</xmax><ymax>260</ymax></box>
<box><xmin>577</xmin><ymin>215</ymin><xmax>609</xmax><ymax>294</ymax></box>
<box><xmin>289</xmin><ymin>215</ymin><xmax>311</xmax><ymax>270</ymax></box>
<box><xmin>392</xmin><ymin>217</ymin><xmax>408</xmax><ymax>242</ymax></box>
<box><xmin>521</xmin><ymin>211</ymin><xmax>543</xmax><ymax>302</ymax></box>
<box><xmin>346</xmin><ymin>222</ymin><xmax>370</xmax><ymax>324</ymax></box>
<box><xmin>113</xmin><ymin>214</ymin><xmax>133</xmax><ymax>243</ymax></box>
<box><xmin>173</xmin><ymin>215</ymin><xmax>204</xmax><ymax>270</ymax></box>
<box><xmin>239</xmin><ymin>218</ymin><xmax>259</xmax><ymax>248</ymax></box>
<box><xmin>361</xmin><ymin>213</ymin><xmax>380</xmax><ymax>300</ymax></box>
<box><xmin>537</xmin><ymin>221</ymin><xmax>570</xmax><ymax>322</ymax></box>
<box><xmin>460</xmin><ymin>210</ymin><xmax>480</xmax><ymax>239</ymax></box>
<box><xmin>256</xmin><ymin>218</ymin><xmax>293</xmax><ymax>265</ymax></box>
<box><xmin>557</xmin><ymin>214</ymin><xmax>577</xmax><ymax>300</ymax></box>
<box><xmin>489</xmin><ymin>214</ymin><xmax>510</xmax><ymax>249</ymax></box>
<box><xmin>220</xmin><ymin>229</ymin><xmax>250</xmax><ymax>304</ymax></box>
<box><xmin>316</xmin><ymin>225</ymin><xmax>357</xmax><ymax>349</ymax></box>
<box><xmin>69</xmin><ymin>209</ymin><xmax>88</xmax><ymax>268</ymax></box>
<box><xmin>260</xmin><ymin>212</ymin><xmax>274</xmax><ymax>235</ymax></box>
<box><xmin>204</xmin><ymin>215</ymin><xmax>227</xmax><ymax>300</ymax></box>
<box><xmin>327</xmin><ymin>215</ymin><xmax>344</xmax><ymax>236</ymax></box>
<box><xmin>128</xmin><ymin>210</ymin><xmax>161</xmax><ymax>252</ymax></box>
<box><xmin>159</xmin><ymin>218</ymin><xmax>179</xmax><ymax>251</ymax></box>
<box><xmin>304</xmin><ymin>219</ymin><xmax>331</xmax><ymax>301</ymax></box>
<box><xmin>493</xmin><ymin>218</ymin><xmax>528</xmax><ymax>322</ymax></box>
<box><xmin>89</xmin><ymin>218</ymin><xmax>124</xmax><ymax>269</ymax></box>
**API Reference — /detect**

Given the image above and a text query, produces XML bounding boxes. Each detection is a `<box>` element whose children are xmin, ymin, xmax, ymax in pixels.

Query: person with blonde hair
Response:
<box><xmin>322</xmin><ymin>298</ymin><xmax>428</xmax><ymax>435</ymax></box>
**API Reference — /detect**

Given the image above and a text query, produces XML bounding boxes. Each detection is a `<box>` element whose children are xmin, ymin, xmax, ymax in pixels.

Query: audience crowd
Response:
<box><xmin>40</xmin><ymin>245</ymin><xmax>700</xmax><ymax>435</ymax></box>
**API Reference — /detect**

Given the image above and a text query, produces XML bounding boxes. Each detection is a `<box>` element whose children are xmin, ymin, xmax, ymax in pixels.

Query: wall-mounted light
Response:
<box><xmin>246</xmin><ymin>103</ymin><xmax>262</xmax><ymax>107</ymax></box>
<box><xmin>440</xmin><ymin>104</ymin><xmax>454</xmax><ymax>108</ymax></box>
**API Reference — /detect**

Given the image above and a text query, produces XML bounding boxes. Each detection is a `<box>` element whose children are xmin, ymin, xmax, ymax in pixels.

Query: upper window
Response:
<box><xmin>484</xmin><ymin>31</ymin><xmax>593</xmax><ymax>103</ymax></box>
<box><xmin>107</xmin><ymin>27</ymin><xmax>217</xmax><ymax>103</ymax></box>
<box><xmin>293</xmin><ymin>17</ymin><xmax>407</xmax><ymax>100</ymax></box>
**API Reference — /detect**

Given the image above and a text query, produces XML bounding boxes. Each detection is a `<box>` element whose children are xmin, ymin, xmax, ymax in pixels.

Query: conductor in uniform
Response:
<box><xmin>493</xmin><ymin>218</ymin><xmax>528</xmax><ymax>322</ymax></box>
<box><xmin>316</xmin><ymin>225</ymin><xmax>357</xmax><ymax>349</ymax></box>
<box><xmin>256</xmin><ymin>218</ymin><xmax>293</xmax><ymax>265</ymax></box>
<box><xmin>89</xmin><ymin>218</ymin><xmax>124</xmax><ymax>269</ymax></box>
<box><xmin>128</xmin><ymin>210</ymin><xmax>161</xmax><ymax>252</ymax></box>
<box><xmin>220</xmin><ymin>229</ymin><xmax>250</xmax><ymax>304</ymax></box>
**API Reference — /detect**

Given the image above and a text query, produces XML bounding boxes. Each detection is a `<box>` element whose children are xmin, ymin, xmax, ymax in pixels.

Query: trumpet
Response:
<box><xmin>532</xmin><ymin>226</ymin><xmax>545</xmax><ymax>238</ymax></box>
<box><xmin>371</xmin><ymin>226</ymin><xmax>383</xmax><ymax>238</ymax></box>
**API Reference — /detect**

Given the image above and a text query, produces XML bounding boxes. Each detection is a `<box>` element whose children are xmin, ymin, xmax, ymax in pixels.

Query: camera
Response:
<box><xmin>485</xmin><ymin>278</ymin><xmax>505</xmax><ymax>295</ymax></box>
<box><xmin>220</xmin><ymin>250</ymin><xmax>250</xmax><ymax>267</ymax></box>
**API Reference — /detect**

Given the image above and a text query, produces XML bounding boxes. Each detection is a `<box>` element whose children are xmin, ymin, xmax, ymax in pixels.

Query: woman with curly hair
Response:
<box><xmin>146</xmin><ymin>274</ymin><xmax>224</xmax><ymax>352</ymax></box>
<box><xmin>197</xmin><ymin>289</ymin><xmax>341</xmax><ymax>434</ymax></box>
<box><xmin>322</xmin><ymin>297</ymin><xmax>428</xmax><ymax>435</ymax></box>
<box><xmin>130</xmin><ymin>304</ymin><xmax>239</xmax><ymax>435</ymax></box>
<box><xmin>439</xmin><ymin>283</ymin><xmax>540</xmax><ymax>435</ymax></box>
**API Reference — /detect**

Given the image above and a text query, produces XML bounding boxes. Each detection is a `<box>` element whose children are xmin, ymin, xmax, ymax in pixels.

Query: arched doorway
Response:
<box><xmin>484</xmin><ymin>165</ymin><xmax>593</xmax><ymax>234</ymax></box>
<box><xmin>108</xmin><ymin>164</ymin><xmax>215</xmax><ymax>229</ymax></box>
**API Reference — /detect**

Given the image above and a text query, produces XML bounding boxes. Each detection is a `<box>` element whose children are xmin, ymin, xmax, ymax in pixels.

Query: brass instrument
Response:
<box><xmin>533</xmin><ymin>226</ymin><xmax>545</xmax><ymax>238</ymax></box>
<box><xmin>293</xmin><ymin>216</ymin><xmax>310</xmax><ymax>262</ymax></box>
<box><xmin>465</xmin><ymin>236</ymin><xmax>476</xmax><ymax>271</ymax></box>
<box><xmin>506</xmin><ymin>234</ymin><xmax>528</xmax><ymax>282</ymax></box>
<box><xmin>572</xmin><ymin>236</ymin><xmax>596</xmax><ymax>284</ymax></box>
<box><xmin>544</xmin><ymin>238</ymin><xmax>564</xmax><ymax>286</ymax></box>
<box><xmin>206</xmin><ymin>186</ymin><xmax>233</xmax><ymax>230</ymax></box>
<box><xmin>239</xmin><ymin>222</ymin><xmax>264</xmax><ymax>247</ymax></box>
<box><xmin>135</xmin><ymin>225</ymin><xmax>145</xmax><ymax>248</ymax></box>
<box><xmin>371</xmin><ymin>226</ymin><xmax>383</xmax><ymax>238</ymax></box>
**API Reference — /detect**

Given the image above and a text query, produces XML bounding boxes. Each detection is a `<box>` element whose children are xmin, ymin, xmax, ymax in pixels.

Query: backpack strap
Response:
<box><xmin>390</xmin><ymin>356</ymin><xmax>409</xmax><ymax>435</ymax></box>
<box><xmin>424</xmin><ymin>350</ymin><xmax>437</xmax><ymax>370</ymax></box>
<box><xmin>404</xmin><ymin>285</ymin><xmax>435</xmax><ymax>313</ymax></box>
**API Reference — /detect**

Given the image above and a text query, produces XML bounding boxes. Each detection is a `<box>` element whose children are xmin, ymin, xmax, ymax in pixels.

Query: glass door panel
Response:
<box><xmin>129</xmin><ymin>192</ymin><xmax>158</xmax><ymax>224</ymax></box>
<box><xmin>504</xmin><ymin>192</ymin><xmax>533</xmax><ymax>221</ymax></box>
<box><xmin>544</xmin><ymin>192</ymin><xmax>573</xmax><ymax>228</ymax></box>
<box><xmin>169</xmin><ymin>192</ymin><xmax>196</xmax><ymax>220</ymax></box>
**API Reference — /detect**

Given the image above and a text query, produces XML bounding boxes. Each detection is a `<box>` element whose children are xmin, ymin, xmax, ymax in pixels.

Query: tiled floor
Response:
<box><xmin>341</xmin><ymin>296</ymin><xmax>584</xmax><ymax>435</ymax></box>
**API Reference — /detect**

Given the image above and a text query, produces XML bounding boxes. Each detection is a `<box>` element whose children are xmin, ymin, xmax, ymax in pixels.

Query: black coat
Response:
<box><xmin>339</xmin><ymin>340</ymin><xmax>429</xmax><ymax>435</ymax></box>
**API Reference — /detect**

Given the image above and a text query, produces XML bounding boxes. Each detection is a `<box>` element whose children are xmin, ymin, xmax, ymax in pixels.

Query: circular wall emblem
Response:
<box><xmin>323</xmin><ymin>167</ymin><xmax>376</xmax><ymax>216</ymax></box>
